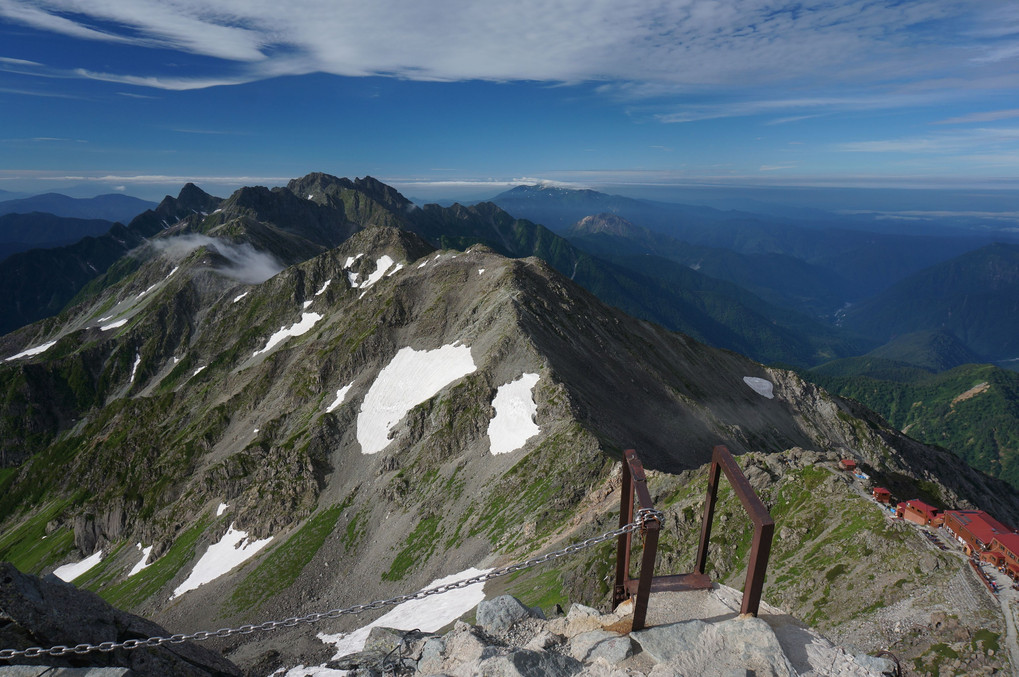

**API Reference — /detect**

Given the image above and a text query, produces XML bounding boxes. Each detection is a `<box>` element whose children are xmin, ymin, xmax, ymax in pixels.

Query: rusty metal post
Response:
<box><xmin>705</xmin><ymin>445</ymin><xmax>775</xmax><ymax>617</ymax></box>
<box><xmin>741</xmin><ymin>518</ymin><xmax>775</xmax><ymax>616</ymax></box>
<box><xmin>613</xmin><ymin>452</ymin><xmax>635</xmax><ymax>609</ymax></box>
<box><xmin>632</xmin><ymin>514</ymin><xmax>659</xmax><ymax>631</ymax></box>
<box><xmin>624</xmin><ymin>449</ymin><xmax>658</xmax><ymax>630</ymax></box>
<box><xmin>695</xmin><ymin>456</ymin><xmax>722</xmax><ymax>575</ymax></box>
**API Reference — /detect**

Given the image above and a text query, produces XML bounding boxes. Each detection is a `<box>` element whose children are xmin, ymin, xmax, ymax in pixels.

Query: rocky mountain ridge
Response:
<box><xmin>2</xmin><ymin>173</ymin><xmax>1018</xmax><ymax>674</ymax></box>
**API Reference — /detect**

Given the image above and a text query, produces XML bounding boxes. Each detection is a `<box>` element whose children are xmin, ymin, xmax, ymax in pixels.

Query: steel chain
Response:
<box><xmin>0</xmin><ymin>509</ymin><xmax>664</xmax><ymax>661</ymax></box>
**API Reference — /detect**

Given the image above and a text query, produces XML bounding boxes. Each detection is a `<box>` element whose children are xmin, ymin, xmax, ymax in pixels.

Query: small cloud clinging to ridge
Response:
<box><xmin>151</xmin><ymin>234</ymin><xmax>285</xmax><ymax>284</ymax></box>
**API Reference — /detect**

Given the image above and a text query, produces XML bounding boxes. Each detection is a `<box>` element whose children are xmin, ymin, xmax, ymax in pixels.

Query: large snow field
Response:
<box><xmin>53</xmin><ymin>550</ymin><xmax>103</xmax><ymax>582</ymax></box>
<box><xmin>488</xmin><ymin>373</ymin><xmax>541</xmax><ymax>454</ymax></box>
<box><xmin>317</xmin><ymin>566</ymin><xmax>492</xmax><ymax>661</ymax></box>
<box><xmin>170</xmin><ymin>524</ymin><xmax>273</xmax><ymax>600</ymax></box>
<box><xmin>253</xmin><ymin>312</ymin><xmax>323</xmax><ymax>357</ymax></box>
<box><xmin>357</xmin><ymin>344</ymin><xmax>477</xmax><ymax>454</ymax></box>
<box><xmin>743</xmin><ymin>376</ymin><xmax>775</xmax><ymax>399</ymax></box>
<box><xmin>4</xmin><ymin>339</ymin><xmax>57</xmax><ymax>362</ymax></box>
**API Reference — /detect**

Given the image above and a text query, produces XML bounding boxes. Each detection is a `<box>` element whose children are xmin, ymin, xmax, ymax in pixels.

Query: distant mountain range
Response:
<box><xmin>840</xmin><ymin>243</ymin><xmax>1019</xmax><ymax>364</ymax></box>
<box><xmin>0</xmin><ymin>212</ymin><xmax>114</xmax><ymax>262</ymax></box>
<box><xmin>491</xmin><ymin>184</ymin><xmax>997</xmax><ymax>302</ymax></box>
<box><xmin>0</xmin><ymin>192</ymin><xmax>156</xmax><ymax>223</ymax></box>
<box><xmin>567</xmin><ymin>212</ymin><xmax>852</xmax><ymax>317</ymax></box>
<box><xmin>0</xmin><ymin>186</ymin><xmax>217</xmax><ymax>337</ymax></box>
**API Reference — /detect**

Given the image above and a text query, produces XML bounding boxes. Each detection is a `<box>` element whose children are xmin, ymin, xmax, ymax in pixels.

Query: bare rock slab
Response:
<box><xmin>632</xmin><ymin>616</ymin><xmax>797</xmax><ymax>677</ymax></box>
<box><xmin>568</xmin><ymin>630</ymin><xmax>632</xmax><ymax>665</ymax></box>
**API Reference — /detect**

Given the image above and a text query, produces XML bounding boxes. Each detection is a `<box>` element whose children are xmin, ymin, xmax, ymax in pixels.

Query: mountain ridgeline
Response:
<box><xmin>2</xmin><ymin>173</ymin><xmax>1019</xmax><ymax>673</ymax></box>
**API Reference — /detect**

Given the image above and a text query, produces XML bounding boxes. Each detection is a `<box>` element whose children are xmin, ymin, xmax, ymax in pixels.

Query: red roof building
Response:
<box><xmin>989</xmin><ymin>533</ymin><xmax>1019</xmax><ymax>579</ymax></box>
<box><xmin>944</xmin><ymin>510</ymin><xmax>1015</xmax><ymax>555</ymax></box>
<box><xmin>872</xmin><ymin>487</ymin><xmax>892</xmax><ymax>504</ymax></box>
<box><xmin>839</xmin><ymin>459</ymin><xmax>857</xmax><ymax>471</ymax></box>
<box><xmin>897</xmin><ymin>499</ymin><xmax>941</xmax><ymax>527</ymax></box>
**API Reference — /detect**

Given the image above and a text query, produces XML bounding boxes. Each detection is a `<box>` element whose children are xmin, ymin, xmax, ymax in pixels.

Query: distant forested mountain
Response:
<box><xmin>0</xmin><ymin>212</ymin><xmax>114</xmax><ymax>262</ymax></box>
<box><xmin>809</xmin><ymin>362</ymin><xmax>1019</xmax><ymax>490</ymax></box>
<box><xmin>840</xmin><ymin>243</ymin><xmax>1019</xmax><ymax>363</ymax></box>
<box><xmin>491</xmin><ymin>184</ymin><xmax>992</xmax><ymax>302</ymax></box>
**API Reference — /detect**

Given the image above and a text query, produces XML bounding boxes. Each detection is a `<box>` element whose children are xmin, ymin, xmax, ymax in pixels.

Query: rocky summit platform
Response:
<box><xmin>324</xmin><ymin>584</ymin><xmax>899</xmax><ymax>677</ymax></box>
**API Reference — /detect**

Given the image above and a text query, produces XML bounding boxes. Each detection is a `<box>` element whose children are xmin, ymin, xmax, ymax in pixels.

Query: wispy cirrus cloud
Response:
<box><xmin>839</xmin><ymin>127</ymin><xmax>1019</xmax><ymax>154</ymax></box>
<box><xmin>935</xmin><ymin>108</ymin><xmax>1019</xmax><ymax>125</ymax></box>
<box><xmin>0</xmin><ymin>0</ymin><xmax>1012</xmax><ymax>97</ymax></box>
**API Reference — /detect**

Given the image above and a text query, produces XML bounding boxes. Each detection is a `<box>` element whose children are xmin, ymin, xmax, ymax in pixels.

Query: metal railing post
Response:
<box><xmin>613</xmin><ymin>455</ymin><xmax>635</xmax><ymax>608</ymax></box>
<box><xmin>612</xmin><ymin>445</ymin><xmax>775</xmax><ymax>624</ymax></box>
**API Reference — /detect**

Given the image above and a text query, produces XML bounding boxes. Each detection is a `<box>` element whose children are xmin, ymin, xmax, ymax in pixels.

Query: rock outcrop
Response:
<box><xmin>0</xmin><ymin>563</ymin><xmax>240</xmax><ymax>677</ymax></box>
<box><xmin>322</xmin><ymin>588</ymin><xmax>898</xmax><ymax>677</ymax></box>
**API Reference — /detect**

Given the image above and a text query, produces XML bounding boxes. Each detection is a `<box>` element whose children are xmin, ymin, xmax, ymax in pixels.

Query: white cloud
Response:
<box><xmin>838</xmin><ymin>127</ymin><xmax>1019</xmax><ymax>155</ymax></box>
<box><xmin>150</xmin><ymin>233</ymin><xmax>285</xmax><ymax>283</ymax></box>
<box><xmin>0</xmin><ymin>0</ymin><xmax>1009</xmax><ymax>100</ymax></box>
<box><xmin>936</xmin><ymin>108</ymin><xmax>1019</xmax><ymax>125</ymax></box>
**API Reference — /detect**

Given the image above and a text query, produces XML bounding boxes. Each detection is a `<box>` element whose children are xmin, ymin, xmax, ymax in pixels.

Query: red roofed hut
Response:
<box><xmin>872</xmin><ymin>487</ymin><xmax>892</xmax><ymax>504</ymax></box>
<box><xmin>991</xmin><ymin>533</ymin><xmax>1019</xmax><ymax>579</ymax></box>
<box><xmin>944</xmin><ymin>510</ymin><xmax>1015</xmax><ymax>556</ymax></box>
<box><xmin>896</xmin><ymin>499</ymin><xmax>942</xmax><ymax>527</ymax></box>
<box><xmin>839</xmin><ymin>459</ymin><xmax>857</xmax><ymax>471</ymax></box>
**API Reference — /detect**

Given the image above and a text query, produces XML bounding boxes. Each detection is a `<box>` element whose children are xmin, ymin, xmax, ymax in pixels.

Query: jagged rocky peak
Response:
<box><xmin>286</xmin><ymin>172</ymin><xmax>413</xmax><ymax>213</ymax></box>
<box><xmin>175</xmin><ymin>183</ymin><xmax>221</xmax><ymax>213</ymax></box>
<box><xmin>152</xmin><ymin>183</ymin><xmax>221</xmax><ymax>220</ymax></box>
<box><xmin>569</xmin><ymin>212</ymin><xmax>644</xmax><ymax>238</ymax></box>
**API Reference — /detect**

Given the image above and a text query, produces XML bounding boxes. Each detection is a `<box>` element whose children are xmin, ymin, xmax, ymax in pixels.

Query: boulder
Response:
<box><xmin>476</xmin><ymin>595</ymin><xmax>544</xmax><ymax>635</ymax></box>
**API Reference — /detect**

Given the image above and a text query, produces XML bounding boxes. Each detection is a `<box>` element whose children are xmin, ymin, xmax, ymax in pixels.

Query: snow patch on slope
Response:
<box><xmin>488</xmin><ymin>373</ymin><xmax>540</xmax><ymax>454</ymax></box>
<box><xmin>325</xmin><ymin>383</ymin><xmax>354</xmax><ymax>413</ymax></box>
<box><xmin>53</xmin><ymin>550</ymin><xmax>103</xmax><ymax>582</ymax></box>
<box><xmin>357</xmin><ymin>344</ymin><xmax>476</xmax><ymax>454</ymax></box>
<box><xmin>128</xmin><ymin>544</ymin><xmax>153</xmax><ymax>577</ymax></box>
<box><xmin>359</xmin><ymin>255</ymin><xmax>395</xmax><ymax>291</ymax></box>
<box><xmin>170</xmin><ymin>524</ymin><xmax>272</xmax><ymax>600</ymax></box>
<box><xmin>317</xmin><ymin>566</ymin><xmax>492</xmax><ymax>662</ymax></box>
<box><xmin>253</xmin><ymin>313</ymin><xmax>323</xmax><ymax>357</ymax></box>
<box><xmin>5</xmin><ymin>340</ymin><xmax>57</xmax><ymax>362</ymax></box>
<box><xmin>100</xmin><ymin>319</ymin><xmax>128</xmax><ymax>331</ymax></box>
<box><xmin>743</xmin><ymin>376</ymin><xmax>774</xmax><ymax>399</ymax></box>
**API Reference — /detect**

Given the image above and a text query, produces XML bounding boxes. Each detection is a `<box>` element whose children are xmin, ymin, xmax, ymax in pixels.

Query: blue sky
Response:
<box><xmin>1</xmin><ymin>0</ymin><xmax>1019</xmax><ymax>201</ymax></box>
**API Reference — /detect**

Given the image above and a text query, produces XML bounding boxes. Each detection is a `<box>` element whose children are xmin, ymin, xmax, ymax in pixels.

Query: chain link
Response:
<box><xmin>0</xmin><ymin>510</ymin><xmax>664</xmax><ymax>661</ymax></box>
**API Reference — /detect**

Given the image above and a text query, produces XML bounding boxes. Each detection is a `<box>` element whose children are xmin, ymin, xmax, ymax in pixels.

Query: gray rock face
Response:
<box><xmin>320</xmin><ymin>591</ymin><xmax>892</xmax><ymax>676</ymax></box>
<box><xmin>0</xmin><ymin>563</ymin><xmax>240</xmax><ymax>677</ymax></box>
<box><xmin>477</xmin><ymin>595</ymin><xmax>545</xmax><ymax>635</ymax></box>
<box><xmin>853</xmin><ymin>653</ymin><xmax>899</xmax><ymax>676</ymax></box>
<box><xmin>633</xmin><ymin>616</ymin><xmax>797</xmax><ymax>677</ymax></box>
<box><xmin>567</xmin><ymin>629</ymin><xmax>632</xmax><ymax>664</ymax></box>
<box><xmin>0</xmin><ymin>669</ymin><xmax>131</xmax><ymax>676</ymax></box>
<box><xmin>476</xmin><ymin>648</ymin><xmax>582</xmax><ymax>677</ymax></box>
